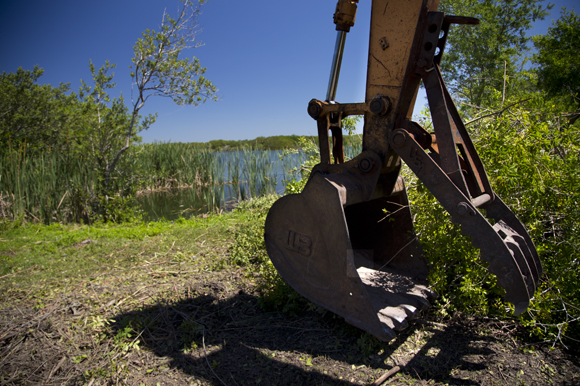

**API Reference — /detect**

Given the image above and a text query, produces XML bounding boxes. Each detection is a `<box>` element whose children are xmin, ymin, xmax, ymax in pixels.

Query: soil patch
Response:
<box><xmin>0</xmin><ymin>221</ymin><xmax>578</xmax><ymax>385</ymax></box>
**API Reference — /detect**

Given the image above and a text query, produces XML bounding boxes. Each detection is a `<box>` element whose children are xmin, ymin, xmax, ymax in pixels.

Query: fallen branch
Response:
<box><xmin>411</xmin><ymin>319</ymin><xmax>447</xmax><ymax>328</ymax></box>
<box><xmin>372</xmin><ymin>366</ymin><xmax>401</xmax><ymax>385</ymax></box>
<box><xmin>465</xmin><ymin>98</ymin><xmax>532</xmax><ymax>126</ymax></box>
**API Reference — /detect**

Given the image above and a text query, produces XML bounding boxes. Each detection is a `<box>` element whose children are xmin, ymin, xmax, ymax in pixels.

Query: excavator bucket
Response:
<box><xmin>264</xmin><ymin>0</ymin><xmax>541</xmax><ymax>341</ymax></box>
<box><xmin>266</xmin><ymin>153</ymin><xmax>436</xmax><ymax>341</ymax></box>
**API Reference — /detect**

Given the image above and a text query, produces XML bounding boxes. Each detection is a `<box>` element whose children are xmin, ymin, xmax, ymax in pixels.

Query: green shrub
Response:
<box><xmin>229</xmin><ymin>195</ymin><xmax>279</xmax><ymax>266</ymax></box>
<box><xmin>410</xmin><ymin>95</ymin><xmax>580</xmax><ymax>347</ymax></box>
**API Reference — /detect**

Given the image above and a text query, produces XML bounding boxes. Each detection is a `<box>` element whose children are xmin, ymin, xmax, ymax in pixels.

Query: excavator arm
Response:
<box><xmin>264</xmin><ymin>0</ymin><xmax>541</xmax><ymax>341</ymax></box>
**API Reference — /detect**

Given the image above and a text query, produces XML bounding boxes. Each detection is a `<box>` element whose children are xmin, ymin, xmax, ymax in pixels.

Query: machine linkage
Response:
<box><xmin>264</xmin><ymin>0</ymin><xmax>541</xmax><ymax>340</ymax></box>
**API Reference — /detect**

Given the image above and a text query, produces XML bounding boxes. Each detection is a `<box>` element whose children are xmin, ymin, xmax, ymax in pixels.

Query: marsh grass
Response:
<box><xmin>136</xmin><ymin>142</ymin><xmax>303</xmax><ymax>198</ymax></box>
<box><xmin>1</xmin><ymin>136</ymin><xmax>360</xmax><ymax>224</ymax></box>
<box><xmin>0</xmin><ymin>141</ymin><xmax>311</xmax><ymax>223</ymax></box>
<box><xmin>134</xmin><ymin>142</ymin><xmax>311</xmax><ymax>220</ymax></box>
<box><xmin>0</xmin><ymin>146</ymin><xmax>97</xmax><ymax>224</ymax></box>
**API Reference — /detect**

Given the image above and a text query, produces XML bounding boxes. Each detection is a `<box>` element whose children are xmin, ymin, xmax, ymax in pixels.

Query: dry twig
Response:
<box><xmin>372</xmin><ymin>366</ymin><xmax>401</xmax><ymax>385</ymax></box>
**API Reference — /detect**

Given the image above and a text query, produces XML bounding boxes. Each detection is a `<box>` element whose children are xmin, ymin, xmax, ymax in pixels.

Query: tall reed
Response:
<box><xmin>0</xmin><ymin>140</ymin><xmax>316</xmax><ymax>223</ymax></box>
<box><xmin>136</xmin><ymin>142</ymin><xmax>217</xmax><ymax>189</ymax></box>
<box><xmin>135</xmin><ymin>142</ymin><xmax>303</xmax><ymax>200</ymax></box>
<box><xmin>0</xmin><ymin>145</ymin><xmax>96</xmax><ymax>223</ymax></box>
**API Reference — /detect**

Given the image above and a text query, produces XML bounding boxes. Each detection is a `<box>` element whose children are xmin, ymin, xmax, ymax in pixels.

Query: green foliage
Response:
<box><xmin>533</xmin><ymin>9</ymin><xmax>580</xmax><ymax>120</ymax></box>
<box><xmin>0</xmin><ymin>211</ymin><xmax>231</xmax><ymax>289</ymax></box>
<box><xmin>199</xmin><ymin>134</ymin><xmax>363</xmax><ymax>152</ymax></box>
<box><xmin>0</xmin><ymin>67</ymin><xmax>78</xmax><ymax>153</ymax></box>
<box><xmin>409</xmin><ymin>88</ymin><xmax>580</xmax><ymax>346</ymax></box>
<box><xmin>0</xmin><ymin>1</ymin><xmax>217</xmax><ymax>225</ymax></box>
<box><xmin>229</xmin><ymin>195</ymin><xmax>279</xmax><ymax>266</ymax></box>
<box><xmin>439</xmin><ymin>0</ymin><xmax>550</xmax><ymax>109</ymax></box>
<box><xmin>0</xmin><ymin>145</ymin><xmax>97</xmax><ymax>223</ymax></box>
<box><xmin>256</xmin><ymin>265</ymin><xmax>309</xmax><ymax>316</ymax></box>
<box><xmin>207</xmin><ymin>135</ymin><xmax>302</xmax><ymax>151</ymax></box>
<box><xmin>78</xmin><ymin>61</ymin><xmax>148</xmax><ymax>222</ymax></box>
<box><xmin>282</xmin><ymin>136</ymin><xmax>321</xmax><ymax>194</ymax></box>
<box><xmin>135</xmin><ymin>142</ymin><xmax>216</xmax><ymax>190</ymax></box>
<box><xmin>472</xmin><ymin>96</ymin><xmax>580</xmax><ymax>345</ymax></box>
<box><xmin>407</xmin><ymin>3</ymin><xmax>580</xmax><ymax>348</ymax></box>
<box><xmin>81</xmin><ymin>0</ymin><xmax>217</xmax><ymax>217</ymax></box>
<box><xmin>342</xmin><ymin>115</ymin><xmax>362</xmax><ymax>136</ymax></box>
<box><xmin>130</xmin><ymin>0</ymin><xmax>216</xmax><ymax>108</ymax></box>
<box><xmin>230</xmin><ymin>214</ymin><xmax>269</xmax><ymax>266</ymax></box>
<box><xmin>0</xmin><ymin>64</ymin><xmax>147</xmax><ymax>223</ymax></box>
<box><xmin>0</xmin><ymin>137</ymin><xmax>307</xmax><ymax>223</ymax></box>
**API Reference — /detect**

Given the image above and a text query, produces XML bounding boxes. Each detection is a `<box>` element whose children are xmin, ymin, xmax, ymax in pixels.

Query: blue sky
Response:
<box><xmin>1</xmin><ymin>0</ymin><xmax>576</xmax><ymax>143</ymax></box>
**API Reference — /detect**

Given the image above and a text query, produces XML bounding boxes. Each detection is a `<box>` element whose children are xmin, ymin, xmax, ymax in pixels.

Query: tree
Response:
<box><xmin>0</xmin><ymin>67</ymin><xmax>78</xmax><ymax>153</ymax></box>
<box><xmin>73</xmin><ymin>61</ymin><xmax>147</xmax><ymax>221</ymax></box>
<box><xmin>104</xmin><ymin>0</ymin><xmax>217</xmax><ymax>186</ymax></box>
<box><xmin>75</xmin><ymin>0</ymin><xmax>217</xmax><ymax>221</ymax></box>
<box><xmin>533</xmin><ymin>9</ymin><xmax>580</xmax><ymax>123</ymax></box>
<box><xmin>438</xmin><ymin>0</ymin><xmax>550</xmax><ymax>111</ymax></box>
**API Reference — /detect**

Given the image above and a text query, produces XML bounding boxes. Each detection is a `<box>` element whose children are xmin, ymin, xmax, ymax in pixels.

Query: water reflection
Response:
<box><xmin>136</xmin><ymin>149</ymin><xmax>305</xmax><ymax>221</ymax></box>
<box><xmin>137</xmin><ymin>143</ymin><xmax>363</xmax><ymax>221</ymax></box>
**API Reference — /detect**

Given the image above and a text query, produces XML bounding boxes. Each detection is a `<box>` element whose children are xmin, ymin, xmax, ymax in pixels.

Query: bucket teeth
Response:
<box><xmin>357</xmin><ymin>266</ymin><xmax>435</xmax><ymax>331</ymax></box>
<box><xmin>447</xmin><ymin>204</ymin><xmax>538</xmax><ymax>311</ymax></box>
<box><xmin>453</xmin><ymin>216</ymin><xmax>536</xmax><ymax>314</ymax></box>
<box><xmin>493</xmin><ymin>221</ymin><xmax>535</xmax><ymax>297</ymax></box>
<box><xmin>448</xmin><ymin>197</ymin><xmax>538</xmax><ymax>313</ymax></box>
<box><xmin>379</xmin><ymin>307</ymin><xmax>409</xmax><ymax>331</ymax></box>
<box><xmin>482</xmin><ymin>196</ymin><xmax>542</xmax><ymax>284</ymax></box>
<box><xmin>388</xmin><ymin>129</ymin><xmax>541</xmax><ymax>314</ymax></box>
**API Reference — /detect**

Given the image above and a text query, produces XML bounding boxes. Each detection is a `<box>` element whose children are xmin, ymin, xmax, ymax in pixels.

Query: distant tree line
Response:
<box><xmin>177</xmin><ymin>133</ymin><xmax>361</xmax><ymax>151</ymax></box>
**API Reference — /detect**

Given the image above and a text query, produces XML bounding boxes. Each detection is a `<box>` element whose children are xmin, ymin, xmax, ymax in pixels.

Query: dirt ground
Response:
<box><xmin>1</xmin><ymin>255</ymin><xmax>579</xmax><ymax>386</ymax></box>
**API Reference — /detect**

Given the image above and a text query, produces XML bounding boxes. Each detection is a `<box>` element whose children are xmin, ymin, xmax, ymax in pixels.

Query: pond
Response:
<box><xmin>136</xmin><ymin>149</ymin><xmax>307</xmax><ymax>221</ymax></box>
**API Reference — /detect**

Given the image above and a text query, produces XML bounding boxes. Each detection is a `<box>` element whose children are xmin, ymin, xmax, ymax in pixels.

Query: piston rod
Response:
<box><xmin>326</xmin><ymin>30</ymin><xmax>347</xmax><ymax>102</ymax></box>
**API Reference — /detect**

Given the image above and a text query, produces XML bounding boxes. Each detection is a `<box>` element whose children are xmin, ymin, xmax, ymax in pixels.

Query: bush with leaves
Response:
<box><xmin>407</xmin><ymin>88</ymin><xmax>580</xmax><ymax>348</ymax></box>
<box><xmin>229</xmin><ymin>195</ymin><xmax>279</xmax><ymax>266</ymax></box>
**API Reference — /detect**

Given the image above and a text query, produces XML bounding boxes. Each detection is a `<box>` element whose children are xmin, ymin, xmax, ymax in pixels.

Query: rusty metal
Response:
<box><xmin>334</xmin><ymin>0</ymin><xmax>359</xmax><ymax>32</ymax></box>
<box><xmin>264</xmin><ymin>0</ymin><xmax>541</xmax><ymax>341</ymax></box>
<box><xmin>307</xmin><ymin>99</ymin><xmax>366</xmax><ymax>120</ymax></box>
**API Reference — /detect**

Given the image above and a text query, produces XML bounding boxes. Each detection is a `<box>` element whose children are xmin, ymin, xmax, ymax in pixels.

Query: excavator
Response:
<box><xmin>264</xmin><ymin>0</ymin><xmax>542</xmax><ymax>341</ymax></box>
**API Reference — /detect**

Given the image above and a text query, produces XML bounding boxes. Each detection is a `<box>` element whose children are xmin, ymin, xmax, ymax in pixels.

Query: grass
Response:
<box><xmin>0</xmin><ymin>198</ymin><xmax>579</xmax><ymax>385</ymax></box>
<box><xmin>0</xmin><ymin>135</ymin><xmax>362</xmax><ymax>224</ymax></box>
<box><xmin>0</xmin><ymin>148</ymin><xmax>96</xmax><ymax>223</ymax></box>
<box><xmin>0</xmin><ymin>210</ymin><xmax>243</xmax><ymax>289</ymax></box>
<box><xmin>0</xmin><ymin>142</ymin><xmax>304</xmax><ymax>224</ymax></box>
<box><xmin>136</xmin><ymin>142</ymin><xmax>307</xmax><ymax>196</ymax></box>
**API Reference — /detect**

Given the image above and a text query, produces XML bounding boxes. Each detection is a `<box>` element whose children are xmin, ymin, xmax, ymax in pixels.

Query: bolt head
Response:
<box><xmin>392</xmin><ymin>131</ymin><xmax>407</xmax><ymax>147</ymax></box>
<box><xmin>457</xmin><ymin>202</ymin><xmax>475</xmax><ymax>217</ymax></box>
<box><xmin>369</xmin><ymin>98</ymin><xmax>385</xmax><ymax>114</ymax></box>
<box><xmin>359</xmin><ymin>158</ymin><xmax>372</xmax><ymax>172</ymax></box>
<box><xmin>307</xmin><ymin>101</ymin><xmax>322</xmax><ymax>119</ymax></box>
<box><xmin>417</xmin><ymin>58</ymin><xmax>428</xmax><ymax>68</ymax></box>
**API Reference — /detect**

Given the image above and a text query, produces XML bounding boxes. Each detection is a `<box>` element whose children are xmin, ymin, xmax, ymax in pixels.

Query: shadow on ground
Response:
<box><xmin>112</xmin><ymin>280</ymin><xmax>503</xmax><ymax>385</ymax></box>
